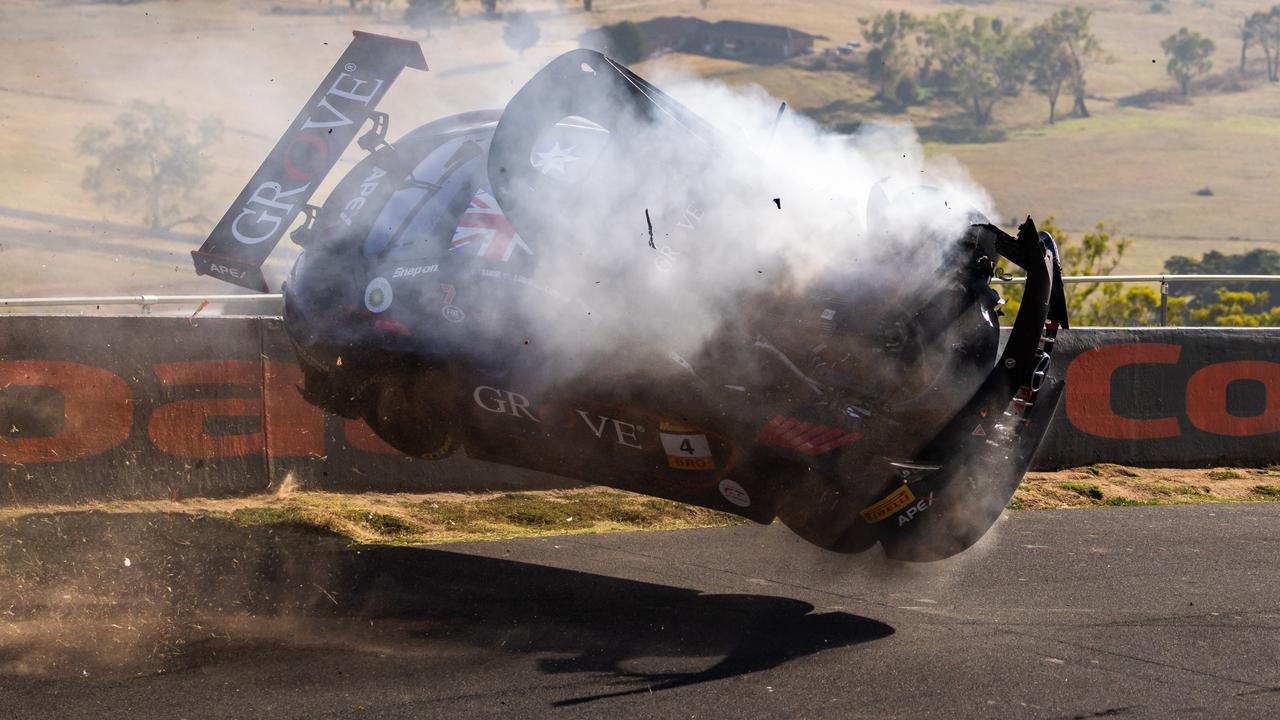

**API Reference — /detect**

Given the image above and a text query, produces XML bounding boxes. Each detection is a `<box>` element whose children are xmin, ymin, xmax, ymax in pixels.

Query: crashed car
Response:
<box><xmin>193</xmin><ymin>32</ymin><xmax>1069</xmax><ymax>561</ymax></box>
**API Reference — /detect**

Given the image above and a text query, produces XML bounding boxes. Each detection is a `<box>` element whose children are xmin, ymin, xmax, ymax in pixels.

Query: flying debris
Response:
<box><xmin>193</xmin><ymin>32</ymin><xmax>1069</xmax><ymax>561</ymax></box>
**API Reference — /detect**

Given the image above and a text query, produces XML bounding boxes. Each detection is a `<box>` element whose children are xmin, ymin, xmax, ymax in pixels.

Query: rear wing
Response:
<box><xmin>192</xmin><ymin>31</ymin><xmax>427</xmax><ymax>291</ymax></box>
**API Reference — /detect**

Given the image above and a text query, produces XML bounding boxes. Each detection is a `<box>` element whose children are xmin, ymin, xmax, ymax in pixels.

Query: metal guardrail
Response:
<box><xmin>1</xmin><ymin>275</ymin><xmax>1277</xmax><ymax>323</ymax></box>
<box><xmin>991</xmin><ymin>274</ymin><xmax>1280</xmax><ymax>326</ymax></box>
<box><xmin>991</xmin><ymin>274</ymin><xmax>1280</xmax><ymax>284</ymax></box>
<box><xmin>0</xmin><ymin>294</ymin><xmax>283</xmax><ymax>315</ymax></box>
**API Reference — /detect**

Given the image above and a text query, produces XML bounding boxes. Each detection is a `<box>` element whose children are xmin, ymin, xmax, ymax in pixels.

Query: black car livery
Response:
<box><xmin>194</xmin><ymin>33</ymin><xmax>1069</xmax><ymax>561</ymax></box>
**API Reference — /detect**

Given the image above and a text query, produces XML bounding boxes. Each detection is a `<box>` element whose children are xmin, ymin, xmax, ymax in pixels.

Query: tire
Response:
<box><xmin>360</xmin><ymin>369</ymin><xmax>461</xmax><ymax>460</ymax></box>
<box><xmin>769</xmin><ymin>461</ymin><xmax>880</xmax><ymax>554</ymax></box>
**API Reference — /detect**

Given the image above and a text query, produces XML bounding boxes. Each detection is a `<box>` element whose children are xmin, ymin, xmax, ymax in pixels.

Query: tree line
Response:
<box><xmin>73</xmin><ymin>104</ymin><xmax>1278</xmax><ymax>326</ymax></box>
<box><xmin>857</xmin><ymin>7</ymin><xmax>1102</xmax><ymax>125</ymax></box>
<box><xmin>997</xmin><ymin>219</ymin><xmax>1280</xmax><ymax>328</ymax></box>
<box><xmin>1239</xmin><ymin>6</ymin><xmax>1280</xmax><ymax>81</ymax></box>
<box><xmin>857</xmin><ymin>6</ymin><xmax>1233</xmax><ymax>125</ymax></box>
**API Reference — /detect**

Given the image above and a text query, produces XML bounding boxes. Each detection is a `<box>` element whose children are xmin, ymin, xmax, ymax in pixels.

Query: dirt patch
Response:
<box><xmin>0</xmin><ymin>487</ymin><xmax>743</xmax><ymax>678</ymax></box>
<box><xmin>2</xmin><ymin>469</ymin><xmax>1276</xmax><ymax>678</ymax></box>
<box><xmin>1012</xmin><ymin>464</ymin><xmax>1280</xmax><ymax>510</ymax></box>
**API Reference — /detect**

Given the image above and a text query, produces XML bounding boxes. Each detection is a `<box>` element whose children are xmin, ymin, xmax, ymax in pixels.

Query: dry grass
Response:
<box><xmin>0</xmin><ymin>488</ymin><xmax>745</xmax><ymax>546</ymax></box>
<box><xmin>1011</xmin><ymin>464</ymin><xmax>1280</xmax><ymax>510</ymax></box>
<box><xmin>4</xmin><ymin>0</ymin><xmax>1279</xmax><ymax>300</ymax></box>
<box><xmin>5</xmin><ymin>464</ymin><xmax>1278</xmax><ymax>547</ymax></box>
<box><xmin>627</xmin><ymin>0</ymin><xmax>1280</xmax><ymax>273</ymax></box>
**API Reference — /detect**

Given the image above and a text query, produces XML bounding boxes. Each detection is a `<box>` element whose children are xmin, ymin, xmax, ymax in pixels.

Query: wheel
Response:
<box><xmin>769</xmin><ymin>461</ymin><xmax>880</xmax><ymax>554</ymax></box>
<box><xmin>360</xmin><ymin>369</ymin><xmax>460</xmax><ymax>460</ymax></box>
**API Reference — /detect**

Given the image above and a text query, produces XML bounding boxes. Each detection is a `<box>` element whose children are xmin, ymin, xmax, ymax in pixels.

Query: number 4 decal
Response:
<box><xmin>659</xmin><ymin>428</ymin><xmax>715</xmax><ymax>471</ymax></box>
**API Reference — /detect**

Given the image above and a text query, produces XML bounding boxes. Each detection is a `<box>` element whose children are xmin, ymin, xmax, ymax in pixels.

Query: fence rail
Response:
<box><xmin>3</xmin><ymin>275</ymin><xmax>1278</xmax><ymax>324</ymax></box>
<box><xmin>0</xmin><ymin>294</ymin><xmax>284</xmax><ymax>314</ymax></box>
<box><xmin>991</xmin><ymin>274</ymin><xmax>1280</xmax><ymax>325</ymax></box>
<box><xmin>991</xmin><ymin>274</ymin><xmax>1280</xmax><ymax>285</ymax></box>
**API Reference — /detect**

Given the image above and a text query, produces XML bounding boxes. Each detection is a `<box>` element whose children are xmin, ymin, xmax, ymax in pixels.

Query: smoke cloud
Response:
<box><xmin>409</xmin><ymin>37</ymin><xmax>996</xmax><ymax>388</ymax></box>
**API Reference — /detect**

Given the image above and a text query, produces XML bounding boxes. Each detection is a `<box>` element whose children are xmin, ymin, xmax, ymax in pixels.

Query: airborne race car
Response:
<box><xmin>193</xmin><ymin>32</ymin><xmax>1068</xmax><ymax>561</ymax></box>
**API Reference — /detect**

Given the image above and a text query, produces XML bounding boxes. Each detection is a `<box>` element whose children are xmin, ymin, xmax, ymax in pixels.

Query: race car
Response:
<box><xmin>193</xmin><ymin>32</ymin><xmax>1069</xmax><ymax>561</ymax></box>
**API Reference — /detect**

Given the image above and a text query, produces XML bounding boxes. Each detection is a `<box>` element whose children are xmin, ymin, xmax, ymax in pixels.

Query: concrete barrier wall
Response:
<box><xmin>0</xmin><ymin>316</ymin><xmax>572</xmax><ymax>505</ymax></box>
<box><xmin>1</xmin><ymin>316</ymin><xmax>1277</xmax><ymax>505</ymax></box>
<box><xmin>1034</xmin><ymin>328</ymin><xmax>1279</xmax><ymax>468</ymax></box>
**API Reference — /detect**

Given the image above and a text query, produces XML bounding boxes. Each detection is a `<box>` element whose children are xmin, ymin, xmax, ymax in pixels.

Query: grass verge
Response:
<box><xmin>0</xmin><ymin>489</ymin><xmax>746</xmax><ymax>546</ymax></box>
<box><xmin>5</xmin><ymin>466</ymin><xmax>1280</xmax><ymax>546</ymax></box>
<box><xmin>1013</xmin><ymin>464</ymin><xmax>1280</xmax><ymax>510</ymax></box>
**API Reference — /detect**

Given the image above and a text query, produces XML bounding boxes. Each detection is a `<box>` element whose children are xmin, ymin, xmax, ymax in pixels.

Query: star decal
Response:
<box><xmin>530</xmin><ymin>142</ymin><xmax>579</xmax><ymax>177</ymax></box>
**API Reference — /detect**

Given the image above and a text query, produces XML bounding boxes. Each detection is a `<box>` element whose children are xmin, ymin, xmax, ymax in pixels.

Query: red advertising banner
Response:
<box><xmin>0</xmin><ymin>316</ymin><xmax>571</xmax><ymax>505</ymax></box>
<box><xmin>1</xmin><ymin>317</ymin><xmax>1277</xmax><ymax>505</ymax></box>
<box><xmin>1037</xmin><ymin>328</ymin><xmax>1280</xmax><ymax>468</ymax></box>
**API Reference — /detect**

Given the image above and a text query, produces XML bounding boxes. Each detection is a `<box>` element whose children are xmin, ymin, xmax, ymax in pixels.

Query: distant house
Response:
<box><xmin>579</xmin><ymin>17</ymin><xmax>815</xmax><ymax>62</ymax></box>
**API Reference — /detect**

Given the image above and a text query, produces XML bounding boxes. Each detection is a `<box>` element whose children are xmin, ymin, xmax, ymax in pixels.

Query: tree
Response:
<box><xmin>503</xmin><ymin>11</ymin><xmax>540</xmax><ymax>58</ymax></box>
<box><xmin>995</xmin><ymin>217</ymin><xmax>1131</xmax><ymax>324</ymax></box>
<box><xmin>600</xmin><ymin>21</ymin><xmax>644</xmax><ymax>64</ymax></box>
<box><xmin>76</xmin><ymin>101</ymin><xmax>223</xmax><ymax>233</ymax></box>
<box><xmin>999</xmin><ymin>226</ymin><xmax>1280</xmax><ymax>327</ymax></box>
<box><xmin>1046</xmin><ymin>7</ymin><xmax>1101</xmax><ymax>118</ymax></box>
<box><xmin>1088</xmin><ymin>284</ymin><xmax>1190</xmax><ymax>327</ymax></box>
<box><xmin>1269</xmin><ymin>7</ymin><xmax>1280</xmax><ymax>81</ymax></box>
<box><xmin>1187</xmin><ymin>289</ymin><xmax>1280</xmax><ymax>326</ymax></box>
<box><xmin>1241</xmin><ymin>14</ymin><xmax>1259</xmax><ymax>77</ymax></box>
<box><xmin>1055</xmin><ymin>219</ymin><xmax>1132</xmax><ymax>320</ymax></box>
<box><xmin>1029</xmin><ymin>20</ymin><xmax>1073</xmax><ymax>123</ymax></box>
<box><xmin>1161</xmin><ymin>27</ymin><xmax>1215</xmax><ymax>98</ymax></box>
<box><xmin>892</xmin><ymin>75</ymin><xmax>921</xmax><ymax>106</ymax></box>
<box><xmin>1242</xmin><ymin>8</ymin><xmax>1280</xmax><ymax>82</ymax></box>
<box><xmin>1165</xmin><ymin>248</ymin><xmax>1280</xmax><ymax>311</ymax></box>
<box><xmin>920</xmin><ymin>12</ymin><xmax>1030</xmax><ymax>125</ymax></box>
<box><xmin>404</xmin><ymin>0</ymin><xmax>456</xmax><ymax>31</ymax></box>
<box><xmin>858</xmin><ymin>11</ymin><xmax>918</xmax><ymax>101</ymax></box>
<box><xmin>1257</xmin><ymin>7</ymin><xmax>1280</xmax><ymax>81</ymax></box>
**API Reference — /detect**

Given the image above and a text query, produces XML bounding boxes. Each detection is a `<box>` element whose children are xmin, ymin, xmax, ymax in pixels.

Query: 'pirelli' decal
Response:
<box><xmin>860</xmin><ymin>485</ymin><xmax>916</xmax><ymax>524</ymax></box>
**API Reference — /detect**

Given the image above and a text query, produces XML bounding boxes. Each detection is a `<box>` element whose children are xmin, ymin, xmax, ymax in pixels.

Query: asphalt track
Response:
<box><xmin>5</xmin><ymin>503</ymin><xmax>1280</xmax><ymax>719</ymax></box>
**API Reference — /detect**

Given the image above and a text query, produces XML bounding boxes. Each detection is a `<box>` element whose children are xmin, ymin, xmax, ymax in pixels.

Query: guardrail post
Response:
<box><xmin>1159</xmin><ymin>280</ymin><xmax>1168</xmax><ymax>326</ymax></box>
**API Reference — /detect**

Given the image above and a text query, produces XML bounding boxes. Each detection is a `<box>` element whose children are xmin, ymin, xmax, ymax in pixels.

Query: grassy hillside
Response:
<box><xmin>1</xmin><ymin>0</ymin><xmax>1276</xmax><ymax>298</ymax></box>
<box><xmin>615</xmin><ymin>0</ymin><xmax>1280</xmax><ymax>273</ymax></box>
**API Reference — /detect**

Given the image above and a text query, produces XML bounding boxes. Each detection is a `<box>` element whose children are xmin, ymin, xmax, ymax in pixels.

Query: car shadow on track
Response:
<box><xmin>354</xmin><ymin>545</ymin><xmax>896</xmax><ymax>705</ymax></box>
<box><xmin>0</xmin><ymin>511</ymin><xmax>894</xmax><ymax>706</ymax></box>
